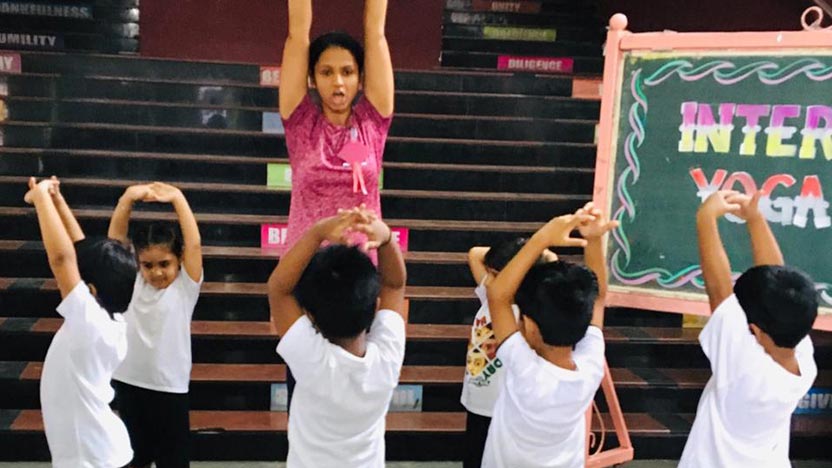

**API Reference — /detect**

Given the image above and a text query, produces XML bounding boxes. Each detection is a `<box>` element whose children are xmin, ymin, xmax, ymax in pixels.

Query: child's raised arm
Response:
<box><xmin>726</xmin><ymin>191</ymin><xmax>784</xmax><ymax>267</ymax></box>
<box><xmin>47</xmin><ymin>176</ymin><xmax>85</xmax><ymax>243</ymax></box>
<box><xmin>148</xmin><ymin>182</ymin><xmax>202</xmax><ymax>282</ymax></box>
<box><xmin>108</xmin><ymin>184</ymin><xmax>152</xmax><ymax>243</ymax></box>
<box><xmin>363</xmin><ymin>0</ymin><xmax>394</xmax><ymax>117</ymax></box>
<box><xmin>24</xmin><ymin>177</ymin><xmax>81</xmax><ymax>298</ymax></box>
<box><xmin>279</xmin><ymin>0</ymin><xmax>312</xmax><ymax>119</ymax></box>
<box><xmin>576</xmin><ymin>202</ymin><xmax>618</xmax><ymax>329</ymax></box>
<box><xmin>696</xmin><ymin>191</ymin><xmax>742</xmax><ymax>312</ymax></box>
<box><xmin>487</xmin><ymin>212</ymin><xmax>592</xmax><ymax>345</ymax></box>
<box><xmin>467</xmin><ymin>247</ymin><xmax>490</xmax><ymax>284</ymax></box>
<box><xmin>268</xmin><ymin>212</ymin><xmax>358</xmax><ymax>336</ymax></box>
<box><xmin>353</xmin><ymin>208</ymin><xmax>406</xmax><ymax>315</ymax></box>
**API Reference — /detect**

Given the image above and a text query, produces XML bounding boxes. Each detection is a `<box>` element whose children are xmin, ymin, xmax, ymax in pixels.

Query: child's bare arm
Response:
<box><xmin>375</xmin><ymin>230</ymin><xmax>406</xmax><ymax>315</ymax></box>
<box><xmin>25</xmin><ymin>178</ymin><xmax>81</xmax><ymax>298</ymax></box>
<box><xmin>576</xmin><ymin>202</ymin><xmax>618</xmax><ymax>329</ymax></box>
<box><xmin>726</xmin><ymin>191</ymin><xmax>784</xmax><ymax>267</ymax></box>
<box><xmin>697</xmin><ymin>191</ymin><xmax>741</xmax><ymax>312</ymax></box>
<box><xmin>488</xmin><ymin>212</ymin><xmax>591</xmax><ymax>344</ymax></box>
<box><xmin>351</xmin><ymin>208</ymin><xmax>406</xmax><ymax>314</ymax></box>
<box><xmin>268</xmin><ymin>212</ymin><xmax>357</xmax><ymax>336</ymax></box>
<box><xmin>47</xmin><ymin>177</ymin><xmax>85</xmax><ymax>243</ymax></box>
<box><xmin>108</xmin><ymin>184</ymin><xmax>152</xmax><ymax>243</ymax></box>
<box><xmin>149</xmin><ymin>183</ymin><xmax>203</xmax><ymax>282</ymax></box>
<box><xmin>467</xmin><ymin>247</ymin><xmax>489</xmax><ymax>284</ymax></box>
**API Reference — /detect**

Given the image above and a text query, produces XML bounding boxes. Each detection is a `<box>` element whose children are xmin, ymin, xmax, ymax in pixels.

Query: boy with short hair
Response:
<box><xmin>679</xmin><ymin>190</ymin><xmax>818</xmax><ymax>467</ymax></box>
<box><xmin>461</xmin><ymin>238</ymin><xmax>556</xmax><ymax>468</ymax></box>
<box><xmin>25</xmin><ymin>176</ymin><xmax>137</xmax><ymax>467</ymax></box>
<box><xmin>482</xmin><ymin>202</ymin><xmax>617</xmax><ymax>468</ymax></box>
<box><xmin>268</xmin><ymin>207</ymin><xmax>407</xmax><ymax>468</ymax></box>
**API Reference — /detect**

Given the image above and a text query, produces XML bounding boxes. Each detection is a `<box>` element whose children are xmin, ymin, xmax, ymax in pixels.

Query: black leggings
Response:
<box><xmin>113</xmin><ymin>380</ymin><xmax>190</xmax><ymax>468</ymax></box>
<box><xmin>463</xmin><ymin>410</ymin><xmax>492</xmax><ymax>468</ymax></box>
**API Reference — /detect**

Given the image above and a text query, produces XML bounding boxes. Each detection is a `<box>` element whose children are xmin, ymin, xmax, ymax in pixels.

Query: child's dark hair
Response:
<box><xmin>309</xmin><ymin>31</ymin><xmax>365</xmax><ymax>77</ymax></box>
<box><xmin>294</xmin><ymin>245</ymin><xmax>380</xmax><ymax>340</ymax></box>
<box><xmin>76</xmin><ymin>237</ymin><xmax>137</xmax><ymax>315</ymax></box>
<box><xmin>515</xmin><ymin>261</ymin><xmax>599</xmax><ymax>346</ymax></box>
<box><xmin>484</xmin><ymin>237</ymin><xmax>528</xmax><ymax>271</ymax></box>
<box><xmin>132</xmin><ymin>222</ymin><xmax>183</xmax><ymax>258</ymax></box>
<box><xmin>734</xmin><ymin>265</ymin><xmax>818</xmax><ymax>348</ymax></box>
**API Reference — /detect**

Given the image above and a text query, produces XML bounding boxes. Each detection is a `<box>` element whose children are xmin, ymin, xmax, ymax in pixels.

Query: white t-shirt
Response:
<box><xmin>460</xmin><ymin>278</ymin><xmax>520</xmax><ymax>417</ymax></box>
<box><xmin>40</xmin><ymin>282</ymin><xmax>133</xmax><ymax>468</ymax></box>
<box><xmin>482</xmin><ymin>327</ymin><xmax>606</xmax><ymax>468</ymax></box>
<box><xmin>113</xmin><ymin>268</ymin><xmax>202</xmax><ymax>393</ymax></box>
<box><xmin>276</xmin><ymin>309</ymin><xmax>406</xmax><ymax>468</ymax></box>
<box><xmin>679</xmin><ymin>294</ymin><xmax>817</xmax><ymax>468</ymax></box>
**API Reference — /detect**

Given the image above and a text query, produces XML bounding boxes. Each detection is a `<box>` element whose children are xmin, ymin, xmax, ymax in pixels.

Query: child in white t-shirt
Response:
<box><xmin>460</xmin><ymin>238</ymin><xmax>555</xmax><ymax>468</ymax></box>
<box><xmin>482</xmin><ymin>202</ymin><xmax>617</xmax><ymax>468</ymax></box>
<box><xmin>108</xmin><ymin>182</ymin><xmax>203</xmax><ymax>468</ymax></box>
<box><xmin>680</xmin><ymin>190</ymin><xmax>818</xmax><ymax>467</ymax></box>
<box><xmin>25</xmin><ymin>176</ymin><xmax>137</xmax><ymax>467</ymax></box>
<box><xmin>268</xmin><ymin>206</ymin><xmax>407</xmax><ymax>468</ymax></box>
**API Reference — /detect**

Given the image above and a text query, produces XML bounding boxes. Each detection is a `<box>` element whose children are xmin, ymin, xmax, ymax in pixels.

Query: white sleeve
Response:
<box><xmin>276</xmin><ymin>315</ymin><xmax>330</xmax><ymax>383</ymax></box>
<box><xmin>496</xmin><ymin>332</ymin><xmax>537</xmax><ymax>378</ymax></box>
<box><xmin>175</xmin><ymin>268</ymin><xmax>202</xmax><ymax>319</ymax></box>
<box><xmin>699</xmin><ymin>294</ymin><xmax>755</xmax><ymax>387</ymax></box>
<box><xmin>367</xmin><ymin>310</ymin><xmax>406</xmax><ymax>366</ymax></box>
<box><xmin>56</xmin><ymin>282</ymin><xmax>119</xmax><ymax>348</ymax></box>
<box><xmin>574</xmin><ymin>326</ymin><xmax>606</xmax><ymax>383</ymax></box>
<box><xmin>177</xmin><ymin>268</ymin><xmax>203</xmax><ymax>300</ymax></box>
<box><xmin>56</xmin><ymin>281</ymin><xmax>93</xmax><ymax>321</ymax></box>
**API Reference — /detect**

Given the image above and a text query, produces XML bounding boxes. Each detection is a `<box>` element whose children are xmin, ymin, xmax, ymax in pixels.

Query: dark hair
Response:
<box><xmin>734</xmin><ymin>265</ymin><xmax>818</xmax><ymax>348</ymax></box>
<box><xmin>484</xmin><ymin>238</ymin><xmax>528</xmax><ymax>271</ymax></box>
<box><xmin>76</xmin><ymin>237</ymin><xmax>137</xmax><ymax>315</ymax></box>
<box><xmin>294</xmin><ymin>245</ymin><xmax>380</xmax><ymax>340</ymax></box>
<box><xmin>515</xmin><ymin>261</ymin><xmax>599</xmax><ymax>346</ymax></box>
<box><xmin>309</xmin><ymin>31</ymin><xmax>364</xmax><ymax>77</ymax></box>
<box><xmin>132</xmin><ymin>222</ymin><xmax>183</xmax><ymax>258</ymax></box>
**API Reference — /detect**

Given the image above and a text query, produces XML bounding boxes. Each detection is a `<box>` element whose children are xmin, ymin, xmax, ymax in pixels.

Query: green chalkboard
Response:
<box><xmin>607</xmin><ymin>52</ymin><xmax>832</xmax><ymax>310</ymax></box>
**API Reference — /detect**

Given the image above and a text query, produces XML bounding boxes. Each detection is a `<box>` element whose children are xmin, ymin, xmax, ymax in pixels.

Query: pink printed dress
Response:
<box><xmin>282</xmin><ymin>94</ymin><xmax>393</xmax><ymax>253</ymax></box>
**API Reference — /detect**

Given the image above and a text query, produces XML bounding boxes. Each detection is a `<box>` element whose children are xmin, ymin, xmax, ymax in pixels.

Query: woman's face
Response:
<box><xmin>312</xmin><ymin>47</ymin><xmax>361</xmax><ymax>118</ymax></box>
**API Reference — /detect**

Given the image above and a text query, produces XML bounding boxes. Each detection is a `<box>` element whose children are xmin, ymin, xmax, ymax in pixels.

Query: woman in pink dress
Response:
<box><xmin>278</xmin><ymin>0</ymin><xmax>395</xmax><ymax>412</ymax></box>
<box><xmin>279</xmin><ymin>0</ymin><xmax>394</xmax><ymax>254</ymax></box>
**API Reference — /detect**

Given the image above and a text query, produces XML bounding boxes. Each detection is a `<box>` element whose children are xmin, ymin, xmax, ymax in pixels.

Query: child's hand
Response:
<box><xmin>576</xmin><ymin>202</ymin><xmax>619</xmax><ymax>240</ymax></box>
<box><xmin>314</xmin><ymin>210</ymin><xmax>362</xmax><ymax>245</ymax></box>
<box><xmin>46</xmin><ymin>176</ymin><xmax>62</xmax><ymax>200</ymax></box>
<box><xmin>23</xmin><ymin>177</ymin><xmax>57</xmax><ymax>205</ymax></box>
<box><xmin>698</xmin><ymin>190</ymin><xmax>741</xmax><ymax>220</ymax></box>
<box><xmin>122</xmin><ymin>184</ymin><xmax>155</xmax><ymax>203</ymax></box>
<box><xmin>537</xmin><ymin>211</ymin><xmax>595</xmax><ymax>247</ymax></box>
<box><xmin>348</xmin><ymin>205</ymin><xmax>391</xmax><ymax>250</ymax></box>
<box><xmin>725</xmin><ymin>190</ymin><xmax>764</xmax><ymax>222</ymax></box>
<box><xmin>146</xmin><ymin>182</ymin><xmax>183</xmax><ymax>203</ymax></box>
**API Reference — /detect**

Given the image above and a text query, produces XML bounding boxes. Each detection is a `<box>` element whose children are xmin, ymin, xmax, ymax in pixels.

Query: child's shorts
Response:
<box><xmin>113</xmin><ymin>380</ymin><xmax>190</xmax><ymax>468</ymax></box>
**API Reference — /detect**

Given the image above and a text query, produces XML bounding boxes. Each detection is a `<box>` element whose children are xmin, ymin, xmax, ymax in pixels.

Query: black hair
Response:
<box><xmin>484</xmin><ymin>237</ymin><xmax>528</xmax><ymax>271</ymax></box>
<box><xmin>75</xmin><ymin>237</ymin><xmax>137</xmax><ymax>315</ymax></box>
<box><xmin>132</xmin><ymin>222</ymin><xmax>183</xmax><ymax>258</ymax></box>
<box><xmin>308</xmin><ymin>31</ymin><xmax>365</xmax><ymax>77</ymax></box>
<box><xmin>294</xmin><ymin>245</ymin><xmax>381</xmax><ymax>340</ymax></box>
<box><xmin>515</xmin><ymin>261</ymin><xmax>599</xmax><ymax>346</ymax></box>
<box><xmin>734</xmin><ymin>265</ymin><xmax>818</xmax><ymax>348</ymax></box>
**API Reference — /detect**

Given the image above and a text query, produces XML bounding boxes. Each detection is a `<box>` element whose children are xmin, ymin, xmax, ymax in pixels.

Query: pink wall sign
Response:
<box><xmin>260</xmin><ymin>66</ymin><xmax>280</xmax><ymax>87</ymax></box>
<box><xmin>390</xmin><ymin>227</ymin><xmax>409</xmax><ymax>253</ymax></box>
<box><xmin>497</xmin><ymin>55</ymin><xmax>573</xmax><ymax>74</ymax></box>
<box><xmin>261</xmin><ymin>223</ymin><xmax>289</xmax><ymax>250</ymax></box>
<box><xmin>0</xmin><ymin>53</ymin><xmax>22</xmax><ymax>74</ymax></box>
